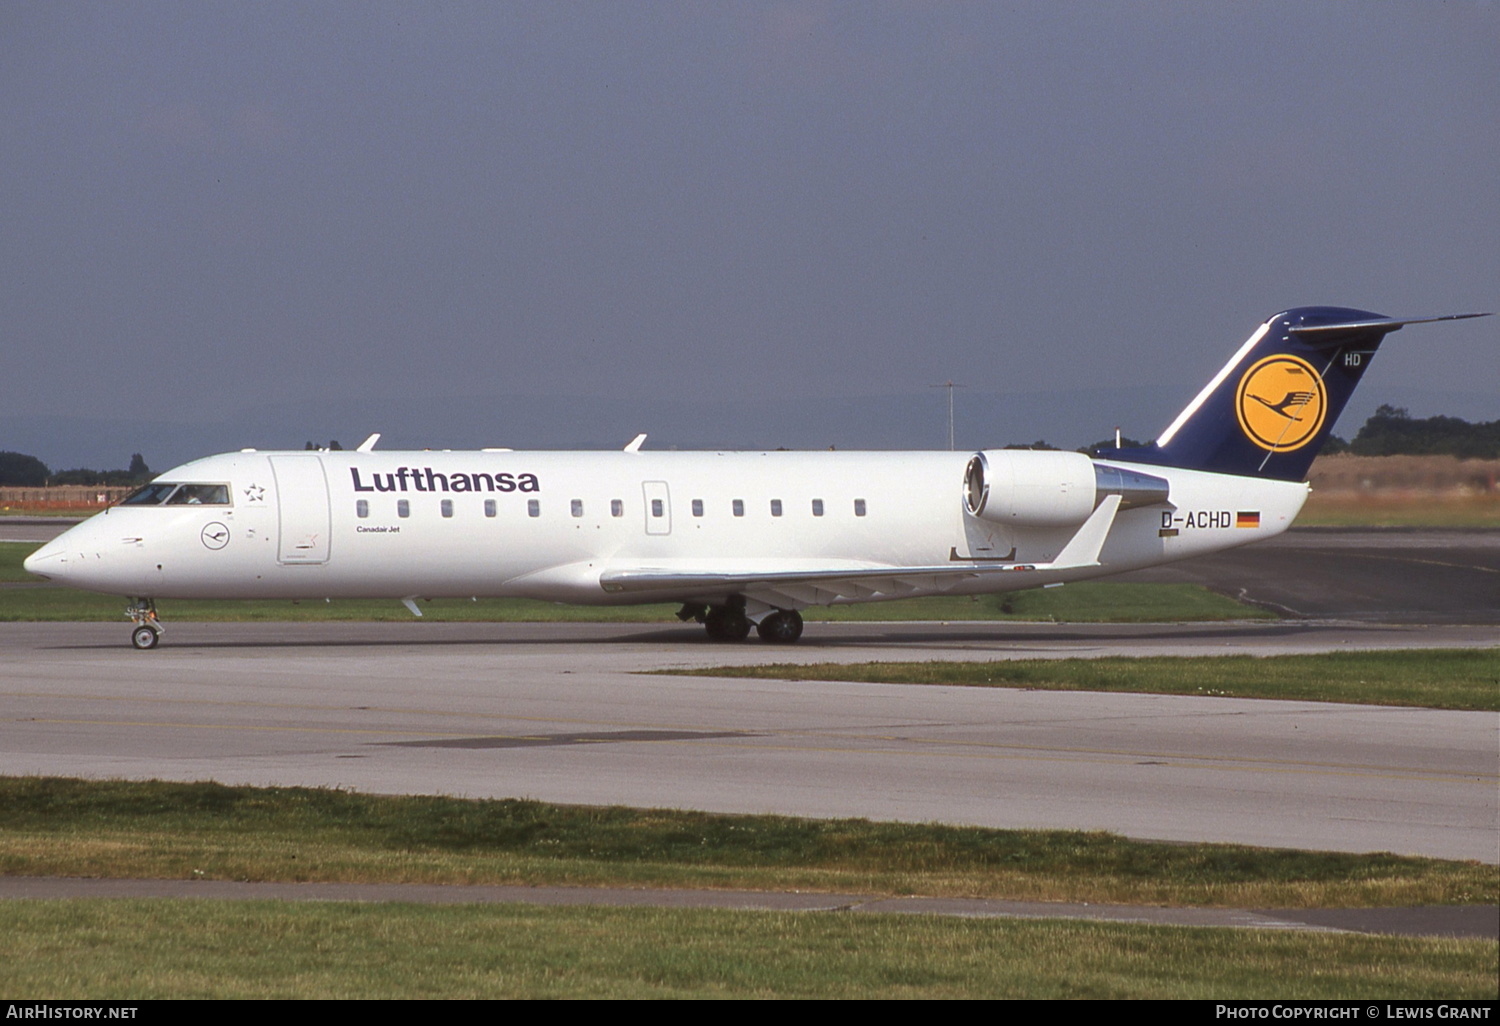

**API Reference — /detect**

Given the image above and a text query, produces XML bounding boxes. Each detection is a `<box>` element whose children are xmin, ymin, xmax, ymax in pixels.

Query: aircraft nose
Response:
<box><xmin>23</xmin><ymin>538</ymin><xmax>68</xmax><ymax>580</ymax></box>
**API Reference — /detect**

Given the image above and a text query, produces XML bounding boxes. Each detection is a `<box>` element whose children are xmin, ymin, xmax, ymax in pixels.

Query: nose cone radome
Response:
<box><xmin>22</xmin><ymin>540</ymin><xmax>66</xmax><ymax>580</ymax></box>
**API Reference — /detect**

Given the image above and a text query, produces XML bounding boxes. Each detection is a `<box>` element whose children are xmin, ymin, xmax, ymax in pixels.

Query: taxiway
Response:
<box><xmin>1</xmin><ymin>619</ymin><xmax>1494</xmax><ymax>863</ymax></box>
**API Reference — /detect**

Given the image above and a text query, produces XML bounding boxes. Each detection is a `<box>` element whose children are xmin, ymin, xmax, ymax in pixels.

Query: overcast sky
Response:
<box><xmin>3</xmin><ymin>2</ymin><xmax>1495</xmax><ymax>467</ymax></box>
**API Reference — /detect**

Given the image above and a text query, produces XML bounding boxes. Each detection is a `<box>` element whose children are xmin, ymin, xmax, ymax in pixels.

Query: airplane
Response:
<box><xmin>23</xmin><ymin>306</ymin><xmax>1489</xmax><ymax>649</ymax></box>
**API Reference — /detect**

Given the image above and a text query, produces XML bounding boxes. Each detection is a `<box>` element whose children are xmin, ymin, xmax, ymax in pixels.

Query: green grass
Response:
<box><xmin>1</xmin><ymin>778</ymin><xmax>1492</xmax><ymax>908</ymax></box>
<box><xmin>4</xmin><ymin>778</ymin><xmax>1493</xmax><ymax>997</ymax></box>
<box><xmin>0</xmin><ymin>542</ymin><xmax>39</xmax><ymax>582</ymax></box>
<box><xmin>0</xmin><ymin>901</ymin><xmax>1492</xmax><ymax>999</ymax></box>
<box><xmin>0</xmin><ymin>586</ymin><xmax>690</xmax><ymax>622</ymax></box>
<box><xmin>0</xmin><ymin>541</ymin><xmax>1269</xmax><ymax>621</ymax></box>
<box><xmin>673</xmin><ymin>649</ymin><xmax>1500</xmax><ymax>712</ymax></box>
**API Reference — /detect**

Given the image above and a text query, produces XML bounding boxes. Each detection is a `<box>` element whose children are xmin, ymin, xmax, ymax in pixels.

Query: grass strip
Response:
<box><xmin>1</xmin><ymin>778</ymin><xmax>1491</xmax><ymax>908</ymax></box>
<box><xmin>0</xmin><ymin>542</ymin><xmax>44</xmax><ymax>582</ymax></box>
<box><xmin>671</xmin><ymin>649</ymin><xmax>1500</xmax><ymax>712</ymax></box>
<box><xmin>0</xmin><ymin>900</ymin><xmax>1493</xmax><ymax>999</ymax></box>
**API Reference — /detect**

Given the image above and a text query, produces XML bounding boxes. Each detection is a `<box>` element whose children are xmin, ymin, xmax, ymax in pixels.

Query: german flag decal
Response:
<box><xmin>1236</xmin><ymin>511</ymin><xmax>1261</xmax><ymax>528</ymax></box>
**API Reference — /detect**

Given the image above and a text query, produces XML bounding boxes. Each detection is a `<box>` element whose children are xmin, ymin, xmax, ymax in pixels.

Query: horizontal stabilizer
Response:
<box><xmin>1289</xmin><ymin>312</ymin><xmax>1491</xmax><ymax>343</ymax></box>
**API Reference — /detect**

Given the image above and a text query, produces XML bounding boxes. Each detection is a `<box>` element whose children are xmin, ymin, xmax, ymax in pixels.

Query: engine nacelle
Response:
<box><xmin>963</xmin><ymin>450</ymin><xmax>1170</xmax><ymax>528</ymax></box>
<box><xmin>963</xmin><ymin>450</ymin><xmax>1096</xmax><ymax>527</ymax></box>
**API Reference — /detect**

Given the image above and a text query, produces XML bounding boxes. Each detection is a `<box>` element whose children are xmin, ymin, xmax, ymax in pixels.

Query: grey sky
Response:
<box><xmin>3</xmin><ymin>2</ymin><xmax>1495</xmax><ymax>469</ymax></box>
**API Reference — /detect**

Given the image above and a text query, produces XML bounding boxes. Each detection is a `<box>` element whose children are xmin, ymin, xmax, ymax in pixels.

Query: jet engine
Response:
<box><xmin>963</xmin><ymin>450</ymin><xmax>1170</xmax><ymax>527</ymax></box>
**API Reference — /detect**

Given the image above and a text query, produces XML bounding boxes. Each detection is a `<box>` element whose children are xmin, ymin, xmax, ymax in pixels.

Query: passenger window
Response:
<box><xmin>811</xmin><ymin>499</ymin><xmax>824</xmax><ymax>517</ymax></box>
<box><xmin>356</xmin><ymin>500</ymin><xmax>369</xmax><ymax>518</ymax></box>
<box><xmin>441</xmin><ymin>499</ymin><xmax>453</xmax><ymax>518</ymax></box>
<box><xmin>770</xmin><ymin>499</ymin><xmax>782</xmax><ymax>517</ymax></box>
<box><xmin>691</xmin><ymin>499</ymin><xmax>704</xmax><ymax>517</ymax></box>
<box><xmin>732</xmin><ymin>499</ymin><xmax>744</xmax><ymax>517</ymax></box>
<box><xmin>611</xmin><ymin>499</ymin><xmax>624</xmax><ymax>517</ymax></box>
<box><xmin>484</xmin><ymin>499</ymin><xmax>496</xmax><ymax>518</ymax></box>
<box><xmin>397</xmin><ymin>500</ymin><xmax>410</xmax><ymax>518</ymax></box>
<box><xmin>571</xmin><ymin>499</ymin><xmax>584</xmax><ymax>518</ymax></box>
<box><xmin>651</xmin><ymin>499</ymin><xmax>664</xmax><ymax>518</ymax></box>
<box><xmin>854</xmin><ymin>499</ymin><xmax>867</xmax><ymax>517</ymax></box>
<box><xmin>528</xmin><ymin>499</ymin><xmax>540</xmax><ymax>518</ymax></box>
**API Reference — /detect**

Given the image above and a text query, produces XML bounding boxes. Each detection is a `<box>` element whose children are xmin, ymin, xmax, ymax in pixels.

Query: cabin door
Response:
<box><xmin>270</xmin><ymin>455</ymin><xmax>331</xmax><ymax>564</ymax></box>
<box><xmin>642</xmin><ymin>480</ymin><xmax>671</xmax><ymax>536</ymax></box>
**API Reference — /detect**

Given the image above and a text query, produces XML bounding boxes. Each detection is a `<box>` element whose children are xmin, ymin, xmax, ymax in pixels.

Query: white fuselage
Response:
<box><xmin>25</xmin><ymin>448</ymin><xmax>1309</xmax><ymax>608</ymax></box>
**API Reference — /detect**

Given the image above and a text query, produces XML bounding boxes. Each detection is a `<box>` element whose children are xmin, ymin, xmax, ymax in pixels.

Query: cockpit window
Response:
<box><xmin>120</xmin><ymin>484</ymin><xmax>178</xmax><ymax>506</ymax></box>
<box><xmin>164</xmin><ymin>484</ymin><xmax>231</xmax><ymax>505</ymax></box>
<box><xmin>120</xmin><ymin>483</ymin><xmax>231</xmax><ymax>506</ymax></box>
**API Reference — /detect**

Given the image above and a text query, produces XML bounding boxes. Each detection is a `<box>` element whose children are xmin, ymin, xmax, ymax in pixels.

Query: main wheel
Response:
<box><xmin>756</xmin><ymin>609</ymin><xmax>804</xmax><ymax>644</ymax></box>
<box><xmin>131</xmin><ymin>625</ymin><xmax>161</xmax><ymax>650</ymax></box>
<box><xmin>703</xmin><ymin>605</ymin><xmax>751</xmax><ymax>641</ymax></box>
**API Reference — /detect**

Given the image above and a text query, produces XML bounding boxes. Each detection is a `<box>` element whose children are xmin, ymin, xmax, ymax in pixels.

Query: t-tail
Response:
<box><xmin>1095</xmin><ymin>306</ymin><xmax>1491</xmax><ymax>482</ymax></box>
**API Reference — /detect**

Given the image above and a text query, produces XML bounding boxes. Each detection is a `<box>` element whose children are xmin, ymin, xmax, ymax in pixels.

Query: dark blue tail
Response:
<box><xmin>1095</xmin><ymin>307</ymin><xmax>1489</xmax><ymax>482</ymax></box>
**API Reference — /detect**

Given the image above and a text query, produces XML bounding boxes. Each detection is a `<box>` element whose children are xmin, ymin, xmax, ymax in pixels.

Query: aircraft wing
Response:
<box><xmin>598</xmin><ymin>495</ymin><xmax>1121</xmax><ymax>608</ymax></box>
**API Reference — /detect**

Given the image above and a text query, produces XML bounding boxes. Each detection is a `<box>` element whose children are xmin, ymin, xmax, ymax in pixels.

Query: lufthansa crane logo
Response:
<box><xmin>1235</xmin><ymin>355</ymin><xmax>1327</xmax><ymax>452</ymax></box>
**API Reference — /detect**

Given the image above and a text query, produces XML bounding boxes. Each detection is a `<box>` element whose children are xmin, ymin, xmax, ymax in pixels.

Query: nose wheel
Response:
<box><xmin>126</xmin><ymin>599</ymin><xmax>163</xmax><ymax>650</ymax></box>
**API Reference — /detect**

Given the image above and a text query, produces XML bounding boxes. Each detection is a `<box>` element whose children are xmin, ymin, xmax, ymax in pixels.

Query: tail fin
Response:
<box><xmin>1095</xmin><ymin>307</ymin><xmax>1490</xmax><ymax>481</ymax></box>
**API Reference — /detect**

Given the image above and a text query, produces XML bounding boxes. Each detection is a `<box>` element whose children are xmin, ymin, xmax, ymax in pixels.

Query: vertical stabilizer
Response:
<box><xmin>1096</xmin><ymin>308</ymin><xmax>1489</xmax><ymax>481</ymax></box>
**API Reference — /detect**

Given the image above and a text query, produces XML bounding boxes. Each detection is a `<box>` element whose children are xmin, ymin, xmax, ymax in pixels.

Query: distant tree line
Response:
<box><xmin>1322</xmin><ymin>406</ymin><xmax>1499</xmax><ymax>459</ymax></box>
<box><xmin>0</xmin><ymin>452</ymin><xmax>152</xmax><ymax>487</ymax></box>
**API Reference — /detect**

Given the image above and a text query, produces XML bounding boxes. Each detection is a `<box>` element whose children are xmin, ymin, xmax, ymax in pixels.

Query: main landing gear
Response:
<box><xmin>127</xmin><ymin>598</ymin><xmax>162</xmax><ymax>650</ymax></box>
<box><xmin>755</xmin><ymin>609</ymin><xmax>804</xmax><ymax>644</ymax></box>
<box><xmin>703</xmin><ymin>603</ymin><xmax>752</xmax><ymax>641</ymax></box>
<box><xmin>678</xmin><ymin>598</ymin><xmax>804</xmax><ymax>644</ymax></box>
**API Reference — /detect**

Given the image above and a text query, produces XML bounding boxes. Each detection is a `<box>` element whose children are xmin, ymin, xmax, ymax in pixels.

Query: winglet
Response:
<box><xmin>624</xmin><ymin>433</ymin><xmax>647</xmax><ymax>453</ymax></box>
<box><xmin>356</xmin><ymin>433</ymin><xmax>381</xmax><ymax>453</ymax></box>
<box><xmin>1048</xmin><ymin>494</ymin><xmax>1121</xmax><ymax>569</ymax></box>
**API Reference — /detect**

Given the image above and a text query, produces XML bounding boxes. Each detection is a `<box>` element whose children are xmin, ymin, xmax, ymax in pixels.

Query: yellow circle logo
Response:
<box><xmin>1235</xmin><ymin>355</ymin><xmax>1327</xmax><ymax>452</ymax></box>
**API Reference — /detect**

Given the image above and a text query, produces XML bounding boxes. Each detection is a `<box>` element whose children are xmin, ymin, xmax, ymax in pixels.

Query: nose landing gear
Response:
<box><xmin>126</xmin><ymin>599</ymin><xmax>162</xmax><ymax>650</ymax></box>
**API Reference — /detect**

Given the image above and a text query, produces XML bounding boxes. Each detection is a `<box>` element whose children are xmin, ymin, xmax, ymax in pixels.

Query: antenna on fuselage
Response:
<box><xmin>356</xmin><ymin>433</ymin><xmax>380</xmax><ymax>452</ymax></box>
<box><xmin>623</xmin><ymin>433</ymin><xmax>647</xmax><ymax>453</ymax></box>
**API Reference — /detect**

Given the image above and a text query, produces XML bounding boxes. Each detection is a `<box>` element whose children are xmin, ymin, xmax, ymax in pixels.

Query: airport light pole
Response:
<box><xmin>931</xmin><ymin>380</ymin><xmax>964</xmax><ymax>450</ymax></box>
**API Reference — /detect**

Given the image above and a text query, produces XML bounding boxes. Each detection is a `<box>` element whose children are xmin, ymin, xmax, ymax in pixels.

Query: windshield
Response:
<box><xmin>118</xmin><ymin>483</ymin><xmax>231</xmax><ymax>506</ymax></box>
<box><xmin>119</xmin><ymin>483</ymin><xmax>177</xmax><ymax>505</ymax></box>
<box><xmin>164</xmin><ymin>484</ymin><xmax>230</xmax><ymax>505</ymax></box>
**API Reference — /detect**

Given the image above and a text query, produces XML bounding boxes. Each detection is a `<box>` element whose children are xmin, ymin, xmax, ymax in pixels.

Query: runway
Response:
<box><xmin>1</xmin><ymin>620</ymin><xmax>1495</xmax><ymax>863</ymax></box>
